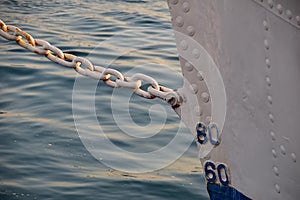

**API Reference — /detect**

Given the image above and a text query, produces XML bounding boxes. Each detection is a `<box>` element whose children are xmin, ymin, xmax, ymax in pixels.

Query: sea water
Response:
<box><xmin>0</xmin><ymin>0</ymin><xmax>209</xmax><ymax>199</ymax></box>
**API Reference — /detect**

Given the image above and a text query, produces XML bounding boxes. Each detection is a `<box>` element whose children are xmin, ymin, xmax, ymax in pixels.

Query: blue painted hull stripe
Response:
<box><xmin>207</xmin><ymin>183</ymin><xmax>252</xmax><ymax>200</ymax></box>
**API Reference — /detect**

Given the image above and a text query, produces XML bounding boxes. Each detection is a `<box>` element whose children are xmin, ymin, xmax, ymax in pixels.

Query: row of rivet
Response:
<box><xmin>172</xmin><ymin>0</ymin><xmax>196</xmax><ymax>37</ymax></box>
<box><xmin>186</xmin><ymin>60</ymin><xmax>211</xmax><ymax>124</ymax></box>
<box><xmin>263</xmin><ymin>20</ymin><xmax>274</xmax><ymax>124</ymax></box>
<box><xmin>263</xmin><ymin>18</ymin><xmax>297</xmax><ymax>195</ymax></box>
<box><xmin>187</xmin><ymin>65</ymin><xmax>210</xmax><ymax>103</ymax></box>
<box><xmin>176</xmin><ymin>20</ymin><xmax>196</xmax><ymax>37</ymax></box>
<box><xmin>263</xmin><ymin>19</ymin><xmax>281</xmax><ymax>194</ymax></box>
<box><xmin>170</xmin><ymin>2</ymin><xmax>209</xmax><ymax>140</ymax></box>
<box><xmin>171</xmin><ymin>0</ymin><xmax>211</xmax><ymax>122</ymax></box>
<box><xmin>255</xmin><ymin>0</ymin><xmax>300</xmax><ymax>28</ymax></box>
<box><xmin>175</xmin><ymin>2</ymin><xmax>210</xmax><ymax>107</ymax></box>
<box><xmin>264</xmin><ymin>17</ymin><xmax>297</xmax><ymax>165</ymax></box>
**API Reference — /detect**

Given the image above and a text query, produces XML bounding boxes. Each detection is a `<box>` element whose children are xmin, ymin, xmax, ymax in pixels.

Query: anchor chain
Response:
<box><xmin>0</xmin><ymin>19</ymin><xmax>182</xmax><ymax>107</ymax></box>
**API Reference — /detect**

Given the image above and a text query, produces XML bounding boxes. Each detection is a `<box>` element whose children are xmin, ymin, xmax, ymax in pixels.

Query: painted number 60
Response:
<box><xmin>204</xmin><ymin>161</ymin><xmax>230</xmax><ymax>186</ymax></box>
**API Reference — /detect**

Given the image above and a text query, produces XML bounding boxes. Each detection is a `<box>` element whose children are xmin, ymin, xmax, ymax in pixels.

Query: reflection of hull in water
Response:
<box><xmin>168</xmin><ymin>0</ymin><xmax>300</xmax><ymax>199</ymax></box>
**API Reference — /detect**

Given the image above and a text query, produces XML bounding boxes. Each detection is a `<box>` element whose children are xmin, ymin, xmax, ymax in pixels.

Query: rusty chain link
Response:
<box><xmin>0</xmin><ymin>19</ymin><xmax>182</xmax><ymax>107</ymax></box>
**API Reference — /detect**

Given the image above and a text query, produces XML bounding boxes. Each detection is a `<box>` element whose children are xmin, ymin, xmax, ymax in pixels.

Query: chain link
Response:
<box><xmin>0</xmin><ymin>19</ymin><xmax>182</xmax><ymax>107</ymax></box>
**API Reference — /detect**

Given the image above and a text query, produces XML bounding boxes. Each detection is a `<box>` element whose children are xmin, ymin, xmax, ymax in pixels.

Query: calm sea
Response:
<box><xmin>0</xmin><ymin>0</ymin><xmax>209</xmax><ymax>199</ymax></box>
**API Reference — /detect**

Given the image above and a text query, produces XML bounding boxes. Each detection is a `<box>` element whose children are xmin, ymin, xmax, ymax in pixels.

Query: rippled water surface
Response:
<box><xmin>0</xmin><ymin>1</ymin><xmax>209</xmax><ymax>199</ymax></box>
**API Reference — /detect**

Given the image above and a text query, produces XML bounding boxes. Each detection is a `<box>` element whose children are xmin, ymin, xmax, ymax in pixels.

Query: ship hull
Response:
<box><xmin>167</xmin><ymin>0</ymin><xmax>300</xmax><ymax>199</ymax></box>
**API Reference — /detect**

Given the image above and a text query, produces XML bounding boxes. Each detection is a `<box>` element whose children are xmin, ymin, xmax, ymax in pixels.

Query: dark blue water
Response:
<box><xmin>0</xmin><ymin>1</ymin><xmax>209</xmax><ymax>199</ymax></box>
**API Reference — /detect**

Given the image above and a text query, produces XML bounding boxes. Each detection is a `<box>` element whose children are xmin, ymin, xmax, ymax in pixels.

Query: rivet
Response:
<box><xmin>267</xmin><ymin>95</ymin><xmax>273</xmax><ymax>104</ymax></box>
<box><xmin>263</xmin><ymin>20</ymin><xmax>269</xmax><ymax>31</ymax></box>
<box><xmin>197</xmin><ymin>71</ymin><xmax>204</xmax><ymax>81</ymax></box>
<box><xmin>272</xmin><ymin>149</ymin><xmax>277</xmax><ymax>158</ymax></box>
<box><xmin>280</xmin><ymin>145</ymin><xmax>286</xmax><ymax>155</ymax></box>
<box><xmin>291</xmin><ymin>153</ymin><xmax>296</xmax><ymax>162</ymax></box>
<box><xmin>187</xmin><ymin>26</ymin><xmax>195</xmax><ymax>36</ymax></box>
<box><xmin>175</xmin><ymin>16</ymin><xmax>184</xmax><ymax>27</ymax></box>
<box><xmin>266</xmin><ymin>58</ymin><xmax>271</xmax><ymax>68</ymax></box>
<box><xmin>192</xmin><ymin>49</ymin><xmax>200</xmax><ymax>59</ymax></box>
<box><xmin>268</xmin><ymin>0</ymin><xmax>273</xmax><ymax>8</ymax></box>
<box><xmin>273</xmin><ymin>166</ymin><xmax>279</xmax><ymax>176</ymax></box>
<box><xmin>286</xmin><ymin>10</ymin><xmax>292</xmax><ymax>20</ymax></box>
<box><xmin>264</xmin><ymin>39</ymin><xmax>270</xmax><ymax>50</ymax></box>
<box><xmin>171</xmin><ymin>0</ymin><xmax>179</xmax><ymax>5</ymax></box>
<box><xmin>190</xmin><ymin>84</ymin><xmax>198</xmax><ymax>94</ymax></box>
<box><xmin>276</xmin><ymin>4</ymin><xmax>283</xmax><ymax>14</ymax></box>
<box><xmin>296</xmin><ymin>16</ymin><xmax>300</xmax><ymax>26</ymax></box>
<box><xmin>275</xmin><ymin>184</ymin><xmax>280</xmax><ymax>193</ymax></box>
<box><xmin>266</xmin><ymin>76</ymin><xmax>271</xmax><ymax>87</ymax></box>
<box><xmin>270</xmin><ymin>131</ymin><xmax>276</xmax><ymax>141</ymax></box>
<box><xmin>182</xmin><ymin>2</ymin><xmax>190</xmax><ymax>13</ymax></box>
<box><xmin>269</xmin><ymin>113</ymin><xmax>274</xmax><ymax>123</ymax></box>
<box><xmin>180</xmin><ymin>40</ymin><xmax>188</xmax><ymax>50</ymax></box>
<box><xmin>201</xmin><ymin>92</ymin><xmax>210</xmax><ymax>103</ymax></box>
<box><xmin>185</xmin><ymin>62</ymin><xmax>193</xmax><ymax>71</ymax></box>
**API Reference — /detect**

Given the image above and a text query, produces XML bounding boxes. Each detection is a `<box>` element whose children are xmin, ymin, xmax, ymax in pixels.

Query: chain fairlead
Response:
<box><xmin>0</xmin><ymin>19</ymin><xmax>182</xmax><ymax>107</ymax></box>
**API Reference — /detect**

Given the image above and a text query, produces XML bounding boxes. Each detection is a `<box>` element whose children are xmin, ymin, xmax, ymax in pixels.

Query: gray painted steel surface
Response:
<box><xmin>167</xmin><ymin>0</ymin><xmax>300</xmax><ymax>199</ymax></box>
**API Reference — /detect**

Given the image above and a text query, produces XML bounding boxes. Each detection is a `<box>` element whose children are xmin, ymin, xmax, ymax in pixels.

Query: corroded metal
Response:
<box><xmin>0</xmin><ymin>19</ymin><xmax>181</xmax><ymax>106</ymax></box>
